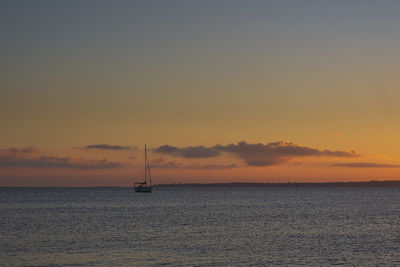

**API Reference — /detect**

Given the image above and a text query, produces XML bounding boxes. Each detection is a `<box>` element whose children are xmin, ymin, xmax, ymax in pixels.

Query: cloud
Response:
<box><xmin>0</xmin><ymin>156</ymin><xmax>123</xmax><ymax>169</ymax></box>
<box><xmin>332</xmin><ymin>162</ymin><xmax>400</xmax><ymax>168</ymax></box>
<box><xmin>0</xmin><ymin>147</ymin><xmax>123</xmax><ymax>169</ymax></box>
<box><xmin>150</xmin><ymin>157</ymin><xmax>183</xmax><ymax>169</ymax></box>
<box><xmin>151</xmin><ymin>160</ymin><xmax>184</xmax><ymax>169</ymax></box>
<box><xmin>154</xmin><ymin>145</ymin><xmax>220</xmax><ymax>158</ymax></box>
<box><xmin>186</xmin><ymin>163</ymin><xmax>238</xmax><ymax>170</ymax></box>
<box><xmin>150</xmin><ymin>157</ymin><xmax>238</xmax><ymax>170</ymax></box>
<box><xmin>152</xmin><ymin>157</ymin><xmax>166</xmax><ymax>163</ymax></box>
<box><xmin>84</xmin><ymin>144</ymin><xmax>134</xmax><ymax>151</ymax></box>
<box><xmin>152</xmin><ymin>162</ymin><xmax>238</xmax><ymax>170</ymax></box>
<box><xmin>1</xmin><ymin>146</ymin><xmax>36</xmax><ymax>154</ymax></box>
<box><xmin>219</xmin><ymin>141</ymin><xmax>359</xmax><ymax>166</ymax></box>
<box><xmin>154</xmin><ymin>141</ymin><xmax>359</xmax><ymax>167</ymax></box>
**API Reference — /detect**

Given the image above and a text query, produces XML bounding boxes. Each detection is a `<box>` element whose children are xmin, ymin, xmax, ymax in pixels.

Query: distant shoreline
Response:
<box><xmin>156</xmin><ymin>180</ymin><xmax>400</xmax><ymax>187</ymax></box>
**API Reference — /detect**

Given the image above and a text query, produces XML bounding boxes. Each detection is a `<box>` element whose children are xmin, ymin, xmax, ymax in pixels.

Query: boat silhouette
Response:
<box><xmin>134</xmin><ymin>144</ymin><xmax>153</xmax><ymax>193</ymax></box>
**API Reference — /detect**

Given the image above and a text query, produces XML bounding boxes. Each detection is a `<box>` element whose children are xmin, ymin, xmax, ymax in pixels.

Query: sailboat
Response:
<box><xmin>134</xmin><ymin>144</ymin><xmax>153</xmax><ymax>193</ymax></box>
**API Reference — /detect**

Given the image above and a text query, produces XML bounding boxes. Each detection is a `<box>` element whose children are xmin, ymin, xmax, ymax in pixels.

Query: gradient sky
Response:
<box><xmin>2</xmin><ymin>0</ymin><xmax>400</xmax><ymax>186</ymax></box>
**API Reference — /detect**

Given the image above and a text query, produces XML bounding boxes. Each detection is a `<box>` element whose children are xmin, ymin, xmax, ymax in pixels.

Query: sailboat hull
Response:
<box><xmin>134</xmin><ymin>186</ymin><xmax>152</xmax><ymax>193</ymax></box>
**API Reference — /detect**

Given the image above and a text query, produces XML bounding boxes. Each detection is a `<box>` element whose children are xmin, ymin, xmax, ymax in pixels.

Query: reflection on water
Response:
<box><xmin>1</xmin><ymin>186</ymin><xmax>400</xmax><ymax>265</ymax></box>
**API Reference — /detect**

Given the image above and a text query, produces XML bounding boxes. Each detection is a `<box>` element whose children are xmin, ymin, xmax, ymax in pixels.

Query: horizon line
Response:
<box><xmin>2</xmin><ymin>180</ymin><xmax>400</xmax><ymax>188</ymax></box>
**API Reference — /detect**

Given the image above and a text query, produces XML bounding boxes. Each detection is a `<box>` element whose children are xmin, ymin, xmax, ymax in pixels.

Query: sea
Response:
<box><xmin>1</xmin><ymin>186</ymin><xmax>400</xmax><ymax>266</ymax></box>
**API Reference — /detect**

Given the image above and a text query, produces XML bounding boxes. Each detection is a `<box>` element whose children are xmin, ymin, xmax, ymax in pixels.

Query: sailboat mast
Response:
<box><xmin>144</xmin><ymin>144</ymin><xmax>147</xmax><ymax>183</ymax></box>
<box><xmin>143</xmin><ymin>144</ymin><xmax>152</xmax><ymax>186</ymax></box>
<box><xmin>147</xmin><ymin>151</ymin><xmax>152</xmax><ymax>186</ymax></box>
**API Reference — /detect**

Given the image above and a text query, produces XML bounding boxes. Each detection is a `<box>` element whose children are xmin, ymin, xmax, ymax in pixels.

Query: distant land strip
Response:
<box><xmin>155</xmin><ymin>180</ymin><xmax>400</xmax><ymax>187</ymax></box>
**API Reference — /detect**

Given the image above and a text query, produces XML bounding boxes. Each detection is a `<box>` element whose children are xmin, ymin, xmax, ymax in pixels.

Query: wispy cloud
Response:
<box><xmin>151</xmin><ymin>161</ymin><xmax>238</xmax><ymax>170</ymax></box>
<box><xmin>0</xmin><ymin>155</ymin><xmax>123</xmax><ymax>169</ymax></box>
<box><xmin>185</xmin><ymin>163</ymin><xmax>238</xmax><ymax>170</ymax></box>
<box><xmin>150</xmin><ymin>157</ymin><xmax>238</xmax><ymax>170</ymax></box>
<box><xmin>332</xmin><ymin>162</ymin><xmax>400</xmax><ymax>168</ymax></box>
<box><xmin>150</xmin><ymin>157</ymin><xmax>184</xmax><ymax>169</ymax></box>
<box><xmin>154</xmin><ymin>141</ymin><xmax>359</xmax><ymax>167</ymax></box>
<box><xmin>1</xmin><ymin>146</ymin><xmax>36</xmax><ymax>154</ymax></box>
<box><xmin>0</xmin><ymin>146</ymin><xmax>123</xmax><ymax>169</ymax></box>
<box><xmin>84</xmin><ymin>144</ymin><xmax>135</xmax><ymax>151</ymax></box>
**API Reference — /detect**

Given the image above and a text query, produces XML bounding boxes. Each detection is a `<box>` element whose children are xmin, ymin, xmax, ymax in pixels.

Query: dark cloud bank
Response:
<box><xmin>154</xmin><ymin>141</ymin><xmax>359</xmax><ymax>167</ymax></box>
<box><xmin>84</xmin><ymin>144</ymin><xmax>134</xmax><ymax>151</ymax></box>
<box><xmin>0</xmin><ymin>147</ymin><xmax>123</xmax><ymax>169</ymax></box>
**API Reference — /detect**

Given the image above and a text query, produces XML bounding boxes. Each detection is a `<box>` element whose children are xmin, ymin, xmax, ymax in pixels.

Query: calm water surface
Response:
<box><xmin>1</xmin><ymin>186</ymin><xmax>400</xmax><ymax>266</ymax></box>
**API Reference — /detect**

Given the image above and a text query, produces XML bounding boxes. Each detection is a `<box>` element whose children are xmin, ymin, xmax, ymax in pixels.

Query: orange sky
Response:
<box><xmin>1</xmin><ymin>142</ymin><xmax>400</xmax><ymax>186</ymax></box>
<box><xmin>1</xmin><ymin>1</ymin><xmax>400</xmax><ymax>186</ymax></box>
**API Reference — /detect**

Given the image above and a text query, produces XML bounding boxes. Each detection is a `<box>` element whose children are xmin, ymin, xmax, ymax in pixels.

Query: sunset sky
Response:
<box><xmin>2</xmin><ymin>1</ymin><xmax>400</xmax><ymax>186</ymax></box>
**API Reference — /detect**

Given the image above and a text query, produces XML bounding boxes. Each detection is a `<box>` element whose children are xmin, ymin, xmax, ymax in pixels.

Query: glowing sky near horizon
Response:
<box><xmin>2</xmin><ymin>0</ymin><xmax>400</xmax><ymax>186</ymax></box>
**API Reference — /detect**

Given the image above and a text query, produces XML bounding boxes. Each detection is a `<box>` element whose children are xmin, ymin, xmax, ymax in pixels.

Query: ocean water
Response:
<box><xmin>1</xmin><ymin>186</ymin><xmax>400</xmax><ymax>266</ymax></box>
